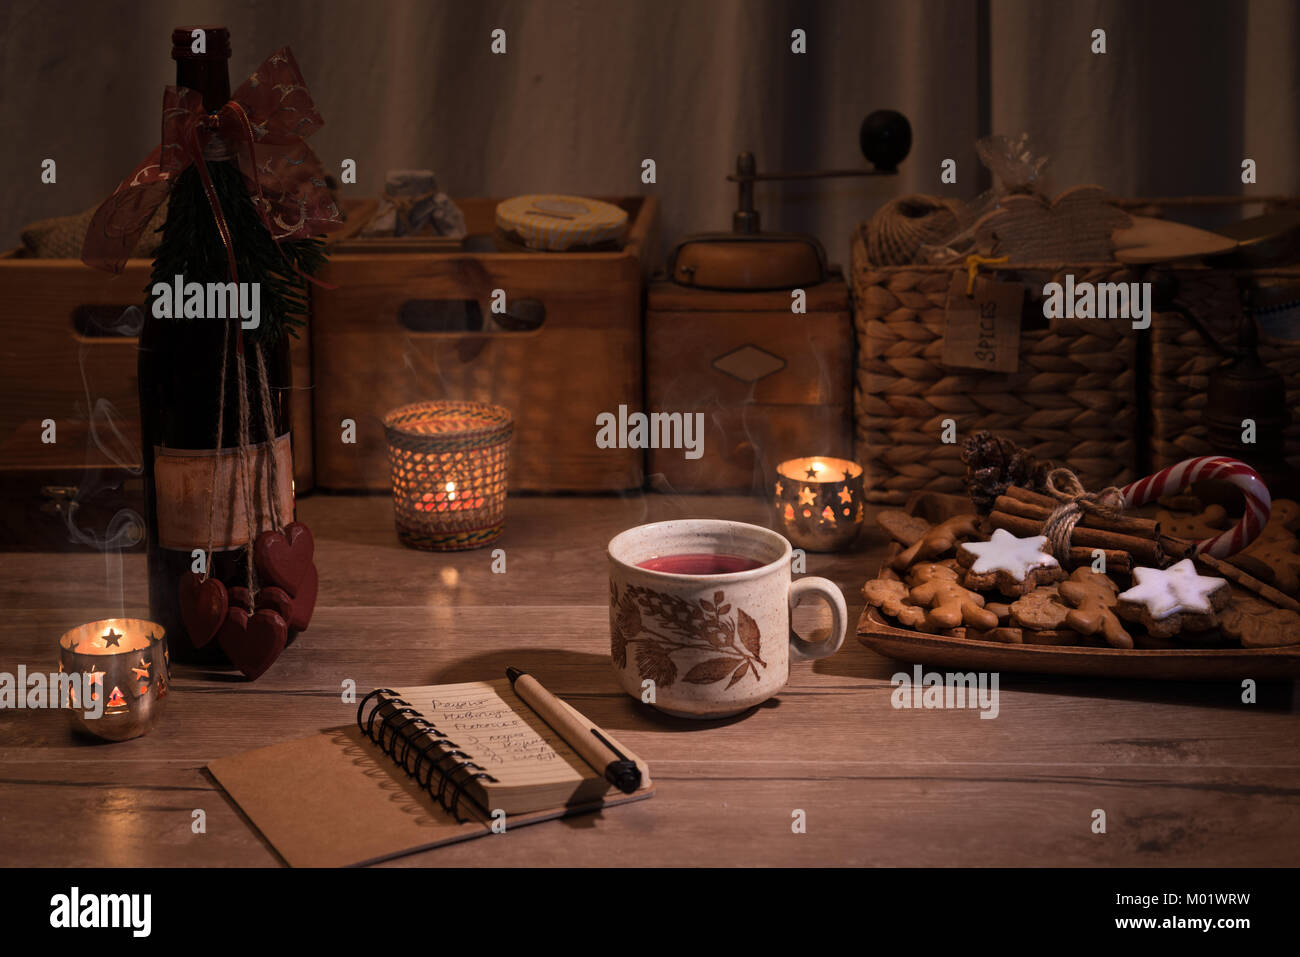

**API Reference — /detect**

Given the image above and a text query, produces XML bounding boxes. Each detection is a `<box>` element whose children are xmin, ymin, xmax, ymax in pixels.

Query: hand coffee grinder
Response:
<box><xmin>646</xmin><ymin>111</ymin><xmax>912</xmax><ymax>493</ymax></box>
<box><xmin>667</xmin><ymin>109</ymin><xmax>912</xmax><ymax>290</ymax></box>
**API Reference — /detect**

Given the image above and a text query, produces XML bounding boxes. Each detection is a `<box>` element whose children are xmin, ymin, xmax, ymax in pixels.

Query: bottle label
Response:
<box><xmin>154</xmin><ymin>434</ymin><xmax>293</xmax><ymax>550</ymax></box>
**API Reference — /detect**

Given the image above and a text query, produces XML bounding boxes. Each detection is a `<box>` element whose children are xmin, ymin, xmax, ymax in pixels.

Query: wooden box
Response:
<box><xmin>0</xmin><ymin>250</ymin><xmax>314</xmax><ymax>548</ymax></box>
<box><xmin>0</xmin><ymin>419</ymin><xmax>144</xmax><ymax>551</ymax></box>
<box><xmin>645</xmin><ymin>277</ymin><xmax>853</xmax><ymax>492</ymax></box>
<box><xmin>310</xmin><ymin>196</ymin><xmax>658</xmax><ymax>492</ymax></box>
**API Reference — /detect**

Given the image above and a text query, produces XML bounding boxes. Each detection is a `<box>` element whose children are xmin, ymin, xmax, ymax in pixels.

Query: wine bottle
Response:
<box><xmin>139</xmin><ymin>26</ymin><xmax>309</xmax><ymax>662</ymax></box>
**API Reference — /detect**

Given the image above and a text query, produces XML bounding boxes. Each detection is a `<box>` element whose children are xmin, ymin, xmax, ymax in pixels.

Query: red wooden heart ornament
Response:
<box><xmin>178</xmin><ymin>572</ymin><xmax>228</xmax><ymax>649</ymax></box>
<box><xmin>217</xmin><ymin>607</ymin><xmax>289</xmax><ymax>681</ymax></box>
<box><xmin>228</xmin><ymin>586</ymin><xmax>254</xmax><ymax>613</ymax></box>
<box><xmin>254</xmin><ymin>522</ymin><xmax>314</xmax><ymax>593</ymax></box>
<box><xmin>256</xmin><ymin>586</ymin><xmax>295</xmax><ymax>624</ymax></box>
<box><xmin>287</xmin><ymin>563</ymin><xmax>317</xmax><ymax>632</ymax></box>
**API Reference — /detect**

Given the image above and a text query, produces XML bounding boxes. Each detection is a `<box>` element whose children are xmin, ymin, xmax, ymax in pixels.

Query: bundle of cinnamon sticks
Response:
<box><xmin>988</xmin><ymin>486</ymin><xmax>1192</xmax><ymax>573</ymax></box>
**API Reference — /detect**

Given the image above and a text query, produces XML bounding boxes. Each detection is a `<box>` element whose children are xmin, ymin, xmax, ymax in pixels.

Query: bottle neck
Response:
<box><xmin>176</xmin><ymin>60</ymin><xmax>231</xmax><ymax>112</ymax></box>
<box><xmin>172</xmin><ymin>26</ymin><xmax>232</xmax><ymax>112</ymax></box>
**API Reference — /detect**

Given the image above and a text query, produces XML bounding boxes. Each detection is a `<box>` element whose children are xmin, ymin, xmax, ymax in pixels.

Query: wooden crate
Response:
<box><xmin>0</xmin><ymin>249</ymin><xmax>315</xmax><ymax>548</ymax></box>
<box><xmin>645</xmin><ymin>278</ymin><xmax>853</xmax><ymax>492</ymax></box>
<box><xmin>0</xmin><ymin>418</ymin><xmax>144</xmax><ymax>551</ymax></box>
<box><xmin>310</xmin><ymin>196</ymin><xmax>657</xmax><ymax>492</ymax></box>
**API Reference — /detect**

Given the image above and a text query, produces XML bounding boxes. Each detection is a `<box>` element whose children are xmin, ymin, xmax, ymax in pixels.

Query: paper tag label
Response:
<box><xmin>941</xmin><ymin>275</ymin><xmax>1024</xmax><ymax>373</ymax></box>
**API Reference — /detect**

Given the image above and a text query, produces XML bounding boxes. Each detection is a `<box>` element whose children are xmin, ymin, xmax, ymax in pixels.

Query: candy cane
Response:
<box><xmin>1120</xmin><ymin>457</ymin><xmax>1272</xmax><ymax>558</ymax></box>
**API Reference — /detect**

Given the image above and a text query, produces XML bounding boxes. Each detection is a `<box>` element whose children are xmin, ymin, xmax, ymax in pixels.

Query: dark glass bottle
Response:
<box><xmin>138</xmin><ymin>26</ymin><xmax>293</xmax><ymax>662</ymax></box>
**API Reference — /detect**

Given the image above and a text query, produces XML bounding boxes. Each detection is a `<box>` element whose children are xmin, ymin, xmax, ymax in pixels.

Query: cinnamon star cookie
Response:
<box><xmin>958</xmin><ymin>528</ymin><xmax>1065</xmax><ymax>597</ymax></box>
<box><xmin>1116</xmin><ymin>559</ymin><xmax>1230</xmax><ymax>638</ymax></box>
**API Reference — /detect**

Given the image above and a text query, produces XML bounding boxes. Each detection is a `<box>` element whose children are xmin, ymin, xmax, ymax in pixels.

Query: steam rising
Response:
<box><xmin>63</xmin><ymin>306</ymin><xmax>149</xmax><ymax>614</ymax></box>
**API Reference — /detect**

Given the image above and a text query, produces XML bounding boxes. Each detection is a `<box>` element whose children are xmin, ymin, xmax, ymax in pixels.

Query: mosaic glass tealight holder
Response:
<box><xmin>384</xmin><ymin>400</ymin><xmax>514</xmax><ymax>551</ymax></box>
<box><xmin>774</xmin><ymin>456</ymin><xmax>867</xmax><ymax>552</ymax></box>
<box><xmin>58</xmin><ymin>618</ymin><xmax>169</xmax><ymax>742</ymax></box>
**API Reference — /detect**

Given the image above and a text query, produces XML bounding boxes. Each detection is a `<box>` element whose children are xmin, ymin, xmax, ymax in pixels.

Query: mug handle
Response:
<box><xmin>788</xmin><ymin>577</ymin><xmax>847</xmax><ymax>661</ymax></box>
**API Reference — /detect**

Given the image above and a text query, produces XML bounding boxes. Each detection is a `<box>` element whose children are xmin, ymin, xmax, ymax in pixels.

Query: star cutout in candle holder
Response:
<box><xmin>805</xmin><ymin>466</ymin><xmax>819</xmax><ymax>479</ymax></box>
<box><xmin>837</xmin><ymin>487</ymin><xmax>853</xmax><ymax>505</ymax></box>
<box><xmin>797</xmin><ymin>486</ymin><xmax>817</xmax><ymax>506</ymax></box>
<box><xmin>102</xmin><ymin>629</ymin><xmax>123</xmax><ymax>648</ymax></box>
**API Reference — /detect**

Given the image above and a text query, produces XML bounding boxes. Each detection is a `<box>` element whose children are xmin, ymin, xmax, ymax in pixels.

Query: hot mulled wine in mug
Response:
<box><xmin>609</xmin><ymin>519</ymin><xmax>847</xmax><ymax>718</ymax></box>
<box><xmin>636</xmin><ymin>553</ymin><xmax>765</xmax><ymax>575</ymax></box>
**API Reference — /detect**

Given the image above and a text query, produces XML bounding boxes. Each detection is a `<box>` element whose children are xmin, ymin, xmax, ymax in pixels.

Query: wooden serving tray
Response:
<box><xmin>856</xmin><ymin>494</ymin><xmax>1300</xmax><ymax>680</ymax></box>
<box><xmin>858</xmin><ymin>607</ymin><xmax>1300</xmax><ymax>680</ymax></box>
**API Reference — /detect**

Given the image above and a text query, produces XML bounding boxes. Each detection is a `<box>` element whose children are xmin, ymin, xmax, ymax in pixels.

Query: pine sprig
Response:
<box><xmin>147</xmin><ymin>160</ymin><xmax>325</xmax><ymax>343</ymax></box>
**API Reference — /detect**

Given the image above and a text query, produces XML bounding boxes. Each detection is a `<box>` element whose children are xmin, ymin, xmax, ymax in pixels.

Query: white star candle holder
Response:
<box><xmin>773</xmin><ymin>456</ymin><xmax>867</xmax><ymax>552</ymax></box>
<box><xmin>58</xmin><ymin>619</ymin><xmax>169</xmax><ymax>742</ymax></box>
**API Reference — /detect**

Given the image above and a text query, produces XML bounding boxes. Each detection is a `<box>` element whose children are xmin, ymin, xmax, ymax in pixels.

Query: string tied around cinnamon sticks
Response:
<box><xmin>1040</xmin><ymin>468</ymin><xmax>1126</xmax><ymax>564</ymax></box>
<box><xmin>987</xmin><ymin>477</ymin><xmax>1166</xmax><ymax>573</ymax></box>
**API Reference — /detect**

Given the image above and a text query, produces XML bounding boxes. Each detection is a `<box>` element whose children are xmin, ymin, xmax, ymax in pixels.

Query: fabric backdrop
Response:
<box><xmin>2</xmin><ymin>0</ymin><xmax>1297</xmax><ymax>270</ymax></box>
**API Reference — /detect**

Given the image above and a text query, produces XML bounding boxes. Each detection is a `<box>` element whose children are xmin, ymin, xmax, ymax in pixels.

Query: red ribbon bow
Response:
<box><xmin>81</xmin><ymin>47</ymin><xmax>342</xmax><ymax>276</ymax></box>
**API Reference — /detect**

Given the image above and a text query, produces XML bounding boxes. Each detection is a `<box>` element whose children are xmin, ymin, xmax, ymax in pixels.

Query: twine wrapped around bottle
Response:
<box><xmin>384</xmin><ymin>401</ymin><xmax>513</xmax><ymax>551</ymax></box>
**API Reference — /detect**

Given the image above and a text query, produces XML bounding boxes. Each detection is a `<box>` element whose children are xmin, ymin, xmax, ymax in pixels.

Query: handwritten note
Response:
<box><xmin>392</xmin><ymin>680</ymin><xmax>594</xmax><ymax>787</ymax></box>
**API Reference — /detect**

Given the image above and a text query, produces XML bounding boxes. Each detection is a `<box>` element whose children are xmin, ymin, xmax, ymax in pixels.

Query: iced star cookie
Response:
<box><xmin>957</xmin><ymin>528</ymin><xmax>1065</xmax><ymax>597</ymax></box>
<box><xmin>1115</xmin><ymin>559</ymin><xmax>1231</xmax><ymax>638</ymax></box>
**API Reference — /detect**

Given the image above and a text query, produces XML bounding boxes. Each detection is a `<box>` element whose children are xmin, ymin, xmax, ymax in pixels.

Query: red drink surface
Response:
<box><xmin>636</xmin><ymin>553</ymin><xmax>765</xmax><ymax>575</ymax></box>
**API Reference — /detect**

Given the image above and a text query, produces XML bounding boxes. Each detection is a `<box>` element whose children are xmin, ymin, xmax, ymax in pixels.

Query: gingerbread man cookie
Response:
<box><xmin>909</xmin><ymin>578</ymin><xmax>999</xmax><ymax>633</ymax></box>
<box><xmin>862</xmin><ymin>578</ymin><xmax>926</xmax><ymax>629</ymax></box>
<box><xmin>957</xmin><ymin>528</ymin><xmax>1065</xmax><ymax>597</ymax></box>
<box><xmin>905</xmin><ymin>560</ymin><xmax>960</xmax><ymax>586</ymax></box>
<box><xmin>1219</xmin><ymin>592</ymin><xmax>1300</xmax><ymax>648</ymax></box>
<box><xmin>1009</xmin><ymin>587</ymin><xmax>1070</xmax><ymax>631</ymax></box>
<box><xmin>1116</xmin><ymin>559</ymin><xmax>1231</xmax><ymax>638</ymax></box>
<box><xmin>1058</xmin><ymin>567</ymin><xmax>1133</xmax><ymax>649</ymax></box>
<box><xmin>891</xmin><ymin>515</ymin><xmax>981</xmax><ymax>571</ymax></box>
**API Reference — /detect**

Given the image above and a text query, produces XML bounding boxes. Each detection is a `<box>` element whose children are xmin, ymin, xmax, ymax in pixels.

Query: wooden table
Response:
<box><xmin>1</xmin><ymin>494</ymin><xmax>1296</xmax><ymax>867</ymax></box>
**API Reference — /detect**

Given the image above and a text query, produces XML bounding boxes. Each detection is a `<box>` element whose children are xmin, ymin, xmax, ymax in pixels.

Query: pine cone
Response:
<box><xmin>961</xmin><ymin>431</ymin><xmax>1053</xmax><ymax>514</ymax></box>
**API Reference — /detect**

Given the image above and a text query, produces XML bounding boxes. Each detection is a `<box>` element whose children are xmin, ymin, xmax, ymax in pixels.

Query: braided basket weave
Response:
<box><xmin>383</xmin><ymin>401</ymin><xmax>513</xmax><ymax>551</ymax></box>
<box><xmin>1150</xmin><ymin>267</ymin><xmax>1300</xmax><ymax>472</ymax></box>
<box><xmin>1122</xmin><ymin>195</ymin><xmax>1300</xmax><ymax>475</ymax></box>
<box><xmin>851</xmin><ymin>231</ymin><xmax>1139</xmax><ymax>504</ymax></box>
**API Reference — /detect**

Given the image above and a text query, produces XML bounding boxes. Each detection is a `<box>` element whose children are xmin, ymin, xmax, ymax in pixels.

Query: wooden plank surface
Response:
<box><xmin>0</xmin><ymin>494</ymin><xmax>1296</xmax><ymax>867</ymax></box>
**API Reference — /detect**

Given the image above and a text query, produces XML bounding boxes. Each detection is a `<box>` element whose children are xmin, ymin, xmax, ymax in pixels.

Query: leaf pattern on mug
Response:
<box><xmin>611</xmin><ymin>583</ymin><xmax>767</xmax><ymax>689</ymax></box>
<box><xmin>610</xmin><ymin>584</ymin><xmax>641</xmax><ymax>670</ymax></box>
<box><xmin>737</xmin><ymin>609</ymin><xmax>762</xmax><ymax>658</ymax></box>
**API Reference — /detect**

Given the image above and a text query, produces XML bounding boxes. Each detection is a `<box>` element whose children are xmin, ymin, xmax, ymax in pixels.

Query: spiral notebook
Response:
<box><xmin>208</xmin><ymin>679</ymin><xmax>653</xmax><ymax>867</ymax></box>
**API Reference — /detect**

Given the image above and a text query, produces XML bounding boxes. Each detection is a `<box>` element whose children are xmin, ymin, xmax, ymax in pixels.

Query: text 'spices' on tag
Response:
<box><xmin>941</xmin><ymin>274</ymin><xmax>1024</xmax><ymax>374</ymax></box>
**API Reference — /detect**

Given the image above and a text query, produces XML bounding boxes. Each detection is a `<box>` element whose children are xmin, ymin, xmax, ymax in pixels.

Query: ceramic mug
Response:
<box><xmin>608</xmin><ymin>519</ymin><xmax>847</xmax><ymax>718</ymax></box>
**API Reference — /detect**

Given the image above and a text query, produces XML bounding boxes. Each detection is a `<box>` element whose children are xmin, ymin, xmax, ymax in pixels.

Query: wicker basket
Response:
<box><xmin>383</xmin><ymin>401</ymin><xmax>513</xmax><ymax>551</ymax></box>
<box><xmin>1151</xmin><ymin>314</ymin><xmax>1300</xmax><ymax>474</ymax></box>
<box><xmin>851</xmin><ymin>231</ymin><xmax>1141</xmax><ymax>503</ymax></box>
<box><xmin>1126</xmin><ymin>197</ymin><xmax>1300</xmax><ymax>476</ymax></box>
